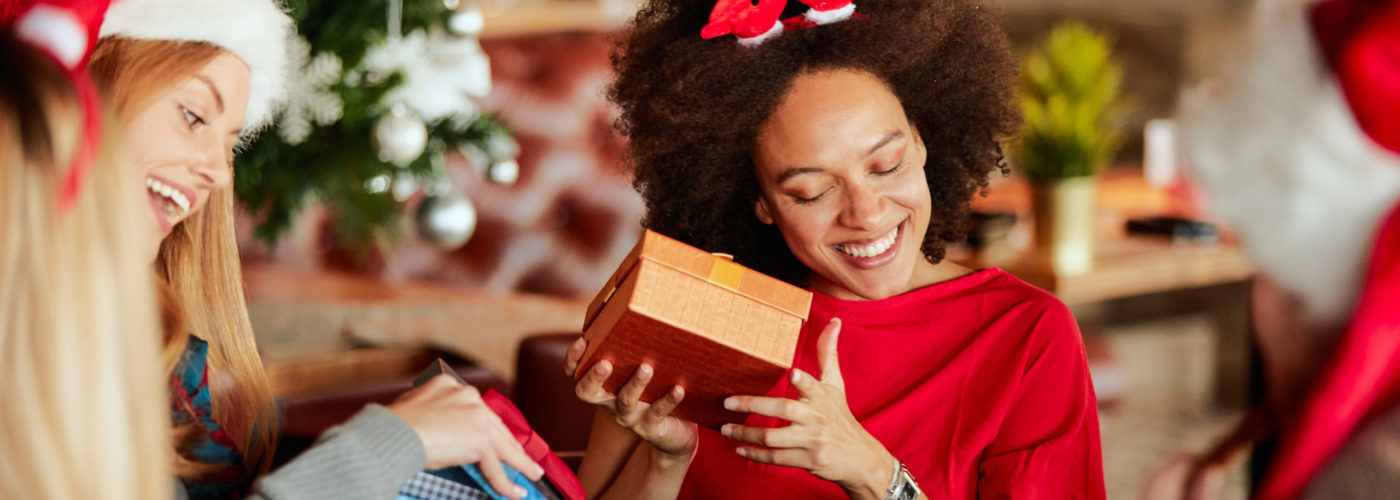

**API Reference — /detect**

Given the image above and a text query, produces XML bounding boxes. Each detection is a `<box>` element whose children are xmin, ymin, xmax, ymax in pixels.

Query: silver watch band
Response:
<box><xmin>883</xmin><ymin>460</ymin><xmax>920</xmax><ymax>500</ymax></box>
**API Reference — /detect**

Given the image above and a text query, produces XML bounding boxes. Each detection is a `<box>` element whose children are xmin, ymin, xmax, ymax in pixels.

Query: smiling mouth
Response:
<box><xmin>833</xmin><ymin>222</ymin><xmax>902</xmax><ymax>258</ymax></box>
<box><xmin>146</xmin><ymin>176</ymin><xmax>191</xmax><ymax>222</ymax></box>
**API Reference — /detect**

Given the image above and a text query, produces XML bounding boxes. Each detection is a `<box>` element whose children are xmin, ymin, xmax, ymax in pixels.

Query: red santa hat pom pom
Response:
<box><xmin>702</xmin><ymin>0</ymin><xmax>786</xmax><ymax>46</ymax></box>
<box><xmin>797</xmin><ymin>0</ymin><xmax>855</xmax><ymax>25</ymax></box>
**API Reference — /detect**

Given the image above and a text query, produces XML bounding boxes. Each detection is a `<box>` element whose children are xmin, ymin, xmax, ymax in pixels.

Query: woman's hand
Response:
<box><xmin>566</xmin><ymin>337</ymin><xmax>699</xmax><ymax>461</ymax></box>
<box><xmin>721</xmin><ymin>319</ymin><xmax>897</xmax><ymax>500</ymax></box>
<box><xmin>387</xmin><ymin>374</ymin><xmax>544</xmax><ymax>500</ymax></box>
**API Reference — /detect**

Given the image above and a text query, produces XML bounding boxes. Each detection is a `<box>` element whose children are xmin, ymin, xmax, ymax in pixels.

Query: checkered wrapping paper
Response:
<box><xmin>398</xmin><ymin>471</ymin><xmax>492</xmax><ymax>500</ymax></box>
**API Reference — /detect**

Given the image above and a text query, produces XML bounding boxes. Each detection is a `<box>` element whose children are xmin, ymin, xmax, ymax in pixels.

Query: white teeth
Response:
<box><xmin>145</xmin><ymin>177</ymin><xmax>191</xmax><ymax>216</ymax></box>
<box><xmin>835</xmin><ymin>225</ymin><xmax>900</xmax><ymax>258</ymax></box>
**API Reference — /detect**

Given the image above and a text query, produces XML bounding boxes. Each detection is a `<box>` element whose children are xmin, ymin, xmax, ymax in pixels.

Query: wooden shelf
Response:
<box><xmin>481</xmin><ymin>1</ymin><xmax>638</xmax><ymax>39</ymax></box>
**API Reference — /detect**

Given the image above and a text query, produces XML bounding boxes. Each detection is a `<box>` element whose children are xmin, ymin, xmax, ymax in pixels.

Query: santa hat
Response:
<box><xmin>1182</xmin><ymin>0</ymin><xmax>1400</xmax><ymax>498</ymax></box>
<box><xmin>7</xmin><ymin>0</ymin><xmax>111</xmax><ymax>212</ymax></box>
<box><xmin>99</xmin><ymin>0</ymin><xmax>293</xmax><ymax>136</ymax></box>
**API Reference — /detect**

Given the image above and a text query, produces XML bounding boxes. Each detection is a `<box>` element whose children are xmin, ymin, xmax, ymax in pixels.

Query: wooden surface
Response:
<box><xmin>988</xmin><ymin>239</ymin><xmax>1252</xmax><ymax>306</ymax></box>
<box><xmin>481</xmin><ymin>1</ymin><xmax>637</xmax><ymax>39</ymax></box>
<box><xmin>961</xmin><ymin>169</ymin><xmax>1253</xmax><ymax>305</ymax></box>
<box><xmin>246</xmin><ymin>263</ymin><xmax>590</xmax><ymax>383</ymax></box>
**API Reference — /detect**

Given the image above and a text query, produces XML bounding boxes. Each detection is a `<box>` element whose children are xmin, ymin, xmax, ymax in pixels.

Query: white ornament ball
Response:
<box><xmin>449</xmin><ymin>4</ymin><xmax>485</xmax><ymax>37</ymax></box>
<box><xmin>374</xmin><ymin>106</ymin><xmax>429</xmax><ymax>167</ymax></box>
<box><xmin>416</xmin><ymin>193</ymin><xmax>478</xmax><ymax>249</ymax></box>
<box><xmin>487</xmin><ymin>159</ymin><xmax>519</xmax><ymax>185</ymax></box>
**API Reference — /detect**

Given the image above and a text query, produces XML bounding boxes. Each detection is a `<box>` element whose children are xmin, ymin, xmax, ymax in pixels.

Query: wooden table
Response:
<box><xmin>245</xmin><ymin>263</ymin><xmax>591</xmax><ymax>387</ymax></box>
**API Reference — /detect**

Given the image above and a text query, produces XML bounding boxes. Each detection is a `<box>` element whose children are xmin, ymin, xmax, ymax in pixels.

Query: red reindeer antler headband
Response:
<box><xmin>11</xmin><ymin>0</ymin><xmax>110</xmax><ymax>213</ymax></box>
<box><xmin>702</xmin><ymin>0</ymin><xmax>859</xmax><ymax>46</ymax></box>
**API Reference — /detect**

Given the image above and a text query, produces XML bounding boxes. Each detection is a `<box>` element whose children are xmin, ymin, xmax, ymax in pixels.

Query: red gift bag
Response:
<box><xmin>481</xmin><ymin>389</ymin><xmax>585</xmax><ymax>500</ymax></box>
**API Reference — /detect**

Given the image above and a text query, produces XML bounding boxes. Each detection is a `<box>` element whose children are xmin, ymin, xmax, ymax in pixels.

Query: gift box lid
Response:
<box><xmin>583</xmin><ymin>230</ymin><xmax>811</xmax><ymax>331</ymax></box>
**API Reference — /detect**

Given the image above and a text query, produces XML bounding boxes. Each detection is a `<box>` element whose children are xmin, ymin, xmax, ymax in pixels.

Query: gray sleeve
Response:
<box><xmin>244</xmin><ymin>404</ymin><xmax>427</xmax><ymax>499</ymax></box>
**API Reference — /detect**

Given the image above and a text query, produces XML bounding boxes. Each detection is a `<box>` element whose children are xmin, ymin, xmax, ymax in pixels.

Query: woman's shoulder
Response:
<box><xmin>972</xmin><ymin>269</ymin><xmax>1074</xmax><ymax>320</ymax></box>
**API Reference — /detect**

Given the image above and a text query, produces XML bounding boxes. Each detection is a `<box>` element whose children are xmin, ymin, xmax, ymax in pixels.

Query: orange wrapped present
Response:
<box><xmin>578</xmin><ymin>230</ymin><xmax>812</xmax><ymax>429</ymax></box>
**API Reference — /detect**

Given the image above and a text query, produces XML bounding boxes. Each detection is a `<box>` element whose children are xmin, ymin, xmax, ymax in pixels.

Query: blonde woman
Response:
<box><xmin>82</xmin><ymin>0</ymin><xmax>543</xmax><ymax>498</ymax></box>
<box><xmin>0</xmin><ymin>24</ymin><xmax>169</xmax><ymax>500</ymax></box>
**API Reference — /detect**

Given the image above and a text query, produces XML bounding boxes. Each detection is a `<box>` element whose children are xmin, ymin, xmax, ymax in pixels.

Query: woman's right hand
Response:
<box><xmin>566</xmin><ymin>337</ymin><xmax>699</xmax><ymax>459</ymax></box>
<box><xmin>387</xmin><ymin>374</ymin><xmax>544</xmax><ymax>500</ymax></box>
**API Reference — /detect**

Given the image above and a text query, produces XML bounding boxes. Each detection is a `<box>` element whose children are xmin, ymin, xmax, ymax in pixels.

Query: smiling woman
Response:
<box><xmin>83</xmin><ymin>0</ymin><xmax>551</xmax><ymax>497</ymax></box>
<box><xmin>566</xmin><ymin>1</ymin><xmax>1107</xmax><ymax>499</ymax></box>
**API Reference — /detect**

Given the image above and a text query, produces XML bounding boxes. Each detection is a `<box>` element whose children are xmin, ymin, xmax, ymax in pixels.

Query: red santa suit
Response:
<box><xmin>1182</xmin><ymin>0</ymin><xmax>1400</xmax><ymax>497</ymax></box>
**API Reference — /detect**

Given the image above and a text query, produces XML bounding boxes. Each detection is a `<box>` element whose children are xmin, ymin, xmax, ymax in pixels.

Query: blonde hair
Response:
<box><xmin>0</xmin><ymin>32</ymin><xmax>170</xmax><ymax>499</ymax></box>
<box><xmin>90</xmin><ymin>36</ymin><xmax>279</xmax><ymax>476</ymax></box>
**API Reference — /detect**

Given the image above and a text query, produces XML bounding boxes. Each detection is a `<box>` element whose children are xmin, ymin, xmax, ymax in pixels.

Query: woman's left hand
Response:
<box><xmin>721</xmin><ymin>318</ymin><xmax>897</xmax><ymax>500</ymax></box>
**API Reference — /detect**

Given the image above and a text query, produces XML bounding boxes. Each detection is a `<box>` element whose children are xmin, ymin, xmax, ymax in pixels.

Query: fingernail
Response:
<box><xmin>672</xmin><ymin>386</ymin><xmax>684</xmax><ymax>399</ymax></box>
<box><xmin>724</xmin><ymin>398</ymin><xmax>738</xmax><ymax>410</ymax></box>
<box><xmin>721</xmin><ymin>424</ymin><xmax>733</xmax><ymax>437</ymax></box>
<box><xmin>791</xmin><ymin>371</ymin><xmax>802</xmax><ymax>383</ymax></box>
<box><xmin>594</xmin><ymin>362</ymin><xmax>609</xmax><ymax>374</ymax></box>
<box><xmin>514</xmin><ymin>486</ymin><xmax>527</xmax><ymax>498</ymax></box>
<box><xmin>639</xmin><ymin>364</ymin><xmax>652</xmax><ymax>378</ymax></box>
<box><xmin>735</xmin><ymin>447</ymin><xmax>748</xmax><ymax>457</ymax></box>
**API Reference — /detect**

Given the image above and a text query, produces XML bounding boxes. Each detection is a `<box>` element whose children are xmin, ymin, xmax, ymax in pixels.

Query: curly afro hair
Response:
<box><xmin>610</xmin><ymin>0</ymin><xmax>1020</xmax><ymax>285</ymax></box>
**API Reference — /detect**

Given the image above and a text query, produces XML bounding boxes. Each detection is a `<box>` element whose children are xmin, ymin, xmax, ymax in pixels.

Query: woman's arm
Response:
<box><xmin>975</xmin><ymin>304</ymin><xmax>1105</xmax><ymax>499</ymax></box>
<box><xmin>577</xmin><ymin>406</ymin><xmax>641</xmax><ymax>495</ymax></box>
<box><xmin>236</xmin><ymin>375</ymin><xmax>543</xmax><ymax>500</ymax></box>
<box><xmin>242</xmin><ymin>404</ymin><xmax>426</xmax><ymax>499</ymax></box>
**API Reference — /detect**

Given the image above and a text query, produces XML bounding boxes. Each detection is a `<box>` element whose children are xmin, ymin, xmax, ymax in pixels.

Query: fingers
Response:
<box><xmin>495</xmin><ymin>433</ymin><xmax>545</xmax><ymax>482</ymax></box>
<box><xmin>735</xmin><ymin>446</ymin><xmax>807</xmax><ymax>468</ymax></box>
<box><xmin>564</xmin><ymin>337</ymin><xmax>587</xmax><ymax>376</ymax></box>
<box><xmin>614</xmin><ymin>364</ymin><xmax>654</xmax><ymax>424</ymax></box>
<box><xmin>788</xmin><ymin>369</ymin><xmax>824</xmax><ymax>401</ymax></box>
<box><xmin>477</xmin><ymin>453</ymin><xmax>528</xmax><ymax>500</ymax></box>
<box><xmin>816</xmin><ymin>318</ymin><xmax>843</xmax><ymax>387</ymax></box>
<box><xmin>637</xmin><ymin>386</ymin><xmax>684</xmax><ymax>433</ymax></box>
<box><xmin>724</xmin><ymin>395</ymin><xmax>809</xmax><ymax>421</ymax></box>
<box><xmin>721</xmin><ymin>423</ymin><xmax>802</xmax><ymax>448</ymax></box>
<box><xmin>574</xmin><ymin>360</ymin><xmax>614</xmax><ymax>405</ymax></box>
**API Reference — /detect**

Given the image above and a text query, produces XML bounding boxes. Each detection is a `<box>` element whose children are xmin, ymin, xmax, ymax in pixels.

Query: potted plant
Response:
<box><xmin>1015</xmin><ymin>21</ymin><xmax>1128</xmax><ymax>275</ymax></box>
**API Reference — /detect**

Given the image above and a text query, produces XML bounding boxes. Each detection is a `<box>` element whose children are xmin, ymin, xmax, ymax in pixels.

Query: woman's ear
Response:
<box><xmin>754</xmin><ymin>197</ymin><xmax>775</xmax><ymax>225</ymax></box>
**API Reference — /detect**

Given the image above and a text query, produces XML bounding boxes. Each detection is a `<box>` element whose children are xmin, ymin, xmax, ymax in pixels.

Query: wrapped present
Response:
<box><xmin>578</xmin><ymin>230</ymin><xmax>812</xmax><ymax>429</ymax></box>
<box><xmin>401</xmin><ymin>360</ymin><xmax>585</xmax><ymax>500</ymax></box>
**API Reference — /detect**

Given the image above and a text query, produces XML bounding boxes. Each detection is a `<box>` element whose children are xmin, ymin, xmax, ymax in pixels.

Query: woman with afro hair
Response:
<box><xmin>564</xmin><ymin>1</ymin><xmax>1106</xmax><ymax>498</ymax></box>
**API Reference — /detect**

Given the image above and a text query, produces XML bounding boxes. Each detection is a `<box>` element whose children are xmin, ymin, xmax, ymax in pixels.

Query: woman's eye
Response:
<box><xmin>181</xmin><ymin>106</ymin><xmax>205</xmax><ymax>128</ymax></box>
<box><xmin>790</xmin><ymin>189</ymin><xmax>829</xmax><ymax>205</ymax></box>
<box><xmin>874</xmin><ymin>162</ymin><xmax>904</xmax><ymax>176</ymax></box>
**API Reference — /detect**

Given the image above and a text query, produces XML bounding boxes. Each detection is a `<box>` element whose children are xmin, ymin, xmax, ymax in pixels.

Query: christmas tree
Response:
<box><xmin>235</xmin><ymin>0</ymin><xmax>510</xmax><ymax>254</ymax></box>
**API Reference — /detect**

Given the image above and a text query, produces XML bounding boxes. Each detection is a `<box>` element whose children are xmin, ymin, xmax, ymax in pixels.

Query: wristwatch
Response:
<box><xmin>883</xmin><ymin>459</ymin><xmax>921</xmax><ymax>500</ymax></box>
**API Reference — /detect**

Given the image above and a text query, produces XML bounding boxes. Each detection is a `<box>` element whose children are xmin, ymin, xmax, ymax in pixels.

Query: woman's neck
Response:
<box><xmin>810</xmin><ymin>259</ymin><xmax>975</xmax><ymax>301</ymax></box>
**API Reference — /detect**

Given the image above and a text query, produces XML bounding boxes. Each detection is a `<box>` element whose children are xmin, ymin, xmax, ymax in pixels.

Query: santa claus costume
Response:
<box><xmin>1182</xmin><ymin>0</ymin><xmax>1400</xmax><ymax>497</ymax></box>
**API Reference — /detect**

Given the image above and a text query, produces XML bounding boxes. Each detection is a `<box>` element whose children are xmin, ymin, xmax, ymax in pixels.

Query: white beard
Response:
<box><xmin>1181</xmin><ymin>3</ymin><xmax>1400</xmax><ymax>327</ymax></box>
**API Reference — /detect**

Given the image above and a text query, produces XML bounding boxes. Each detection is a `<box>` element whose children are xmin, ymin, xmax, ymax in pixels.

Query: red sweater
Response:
<box><xmin>678</xmin><ymin>268</ymin><xmax>1105</xmax><ymax>499</ymax></box>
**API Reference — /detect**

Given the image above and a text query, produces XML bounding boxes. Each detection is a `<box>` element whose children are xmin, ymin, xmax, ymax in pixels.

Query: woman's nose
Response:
<box><xmin>839</xmin><ymin>182</ymin><xmax>884</xmax><ymax>230</ymax></box>
<box><xmin>189</xmin><ymin>141</ymin><xmax>232</xmax><ymax>189</ymax></box>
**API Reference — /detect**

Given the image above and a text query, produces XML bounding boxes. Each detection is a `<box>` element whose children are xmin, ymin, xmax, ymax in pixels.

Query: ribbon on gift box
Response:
<box><xmin>706</xmin><ymin>253</ymin><xmax>744</xmax><ymax>290</ymax></box>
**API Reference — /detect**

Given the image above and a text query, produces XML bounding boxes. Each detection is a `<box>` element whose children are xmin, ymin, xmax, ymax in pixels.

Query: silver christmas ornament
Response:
<box><xmin>373</xmin><ymin>105</ymin><xmax>429</xmax><ymax>167</ymax></box>
<box><xmin>416</xmin><ymin>193</ymin><xmax>477</xmax><ymax>249</ymax></box>
<box><xmin>486</xmin><ymin>159</ymin><xmax>519</xmax><ymax>185</ymax></box>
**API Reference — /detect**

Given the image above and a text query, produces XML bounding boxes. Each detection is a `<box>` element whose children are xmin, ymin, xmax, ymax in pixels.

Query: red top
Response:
<box><xmin>678</xmin><ymin>268</ymin><xmax>1105</xmax><ymax>499</ymax></box>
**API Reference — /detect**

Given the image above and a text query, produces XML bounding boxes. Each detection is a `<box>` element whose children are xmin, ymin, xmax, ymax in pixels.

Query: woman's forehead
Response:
<box><xmin>757</xmin><ymin>70</ymin><xmax>908</xmax><ymax>169</ymax></box>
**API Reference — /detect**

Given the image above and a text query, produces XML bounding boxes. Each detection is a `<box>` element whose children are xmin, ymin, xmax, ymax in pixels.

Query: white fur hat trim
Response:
<box><xmin>100</xmin><ymin>0</ymin><xmax>293</xmax><ymax>137</ymax></box>
<box><xmin>1182</xmin><ymin>4</ymin><xmax>1400</xmax><ymax>326</ymax></box>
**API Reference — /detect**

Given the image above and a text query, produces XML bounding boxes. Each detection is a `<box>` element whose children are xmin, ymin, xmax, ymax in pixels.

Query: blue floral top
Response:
<box><xmin>172</xmin><ymin>335</ymin><xmax>250</xmax><ymax>499</ymax></box>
